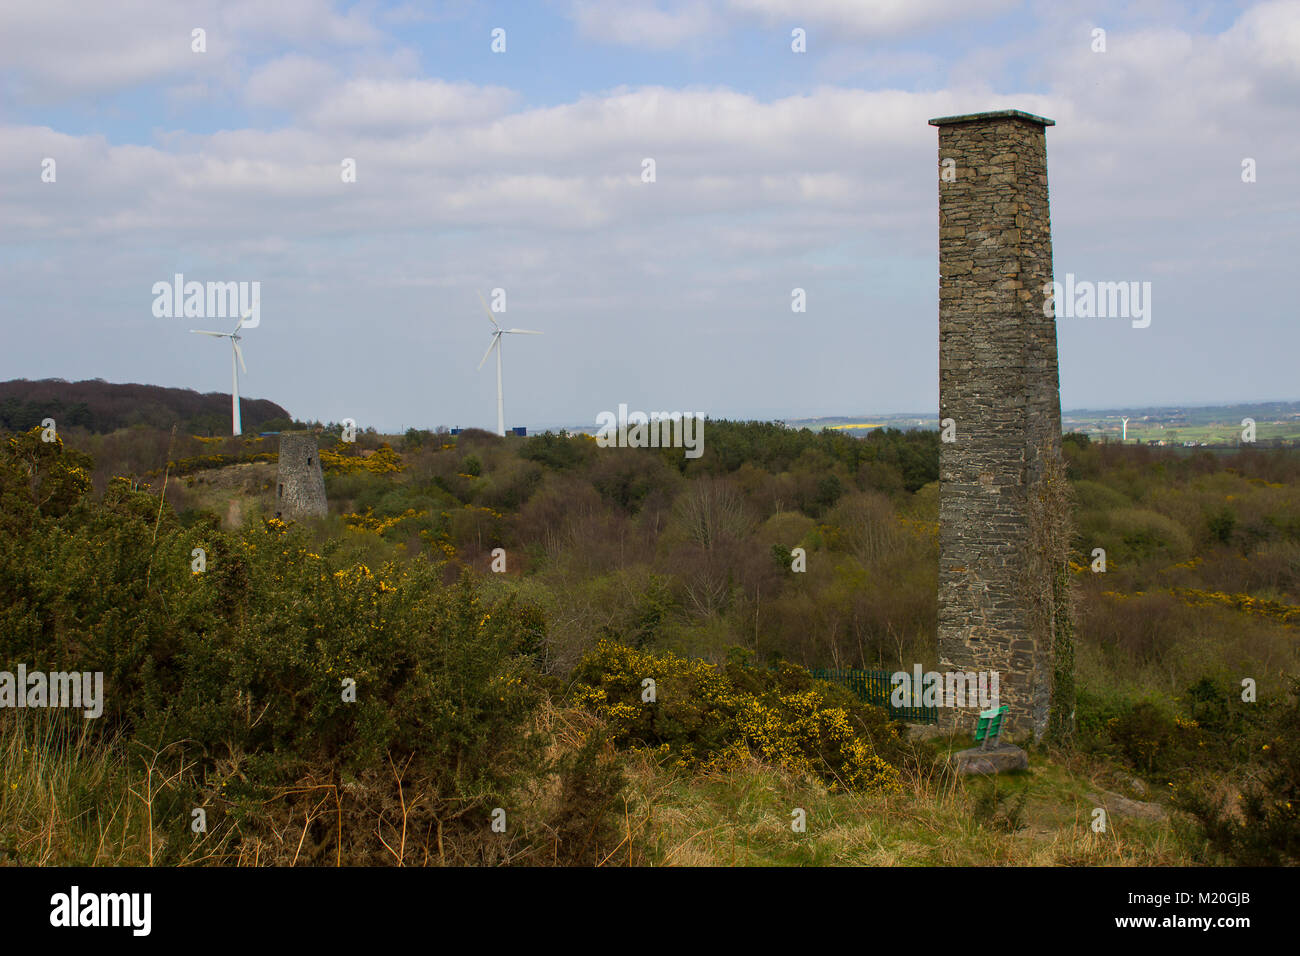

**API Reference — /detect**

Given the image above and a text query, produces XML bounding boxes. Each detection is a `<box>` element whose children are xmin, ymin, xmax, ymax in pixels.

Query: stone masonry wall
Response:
<box><xmin>276</xmin><ymin>432</ymin><xmax>328</xmax><ymax>520</ymax></box>
<box><xmin>930</xmin><ymin>110</ymin><xmax>1065</xmax><ymax>740</ymax></box>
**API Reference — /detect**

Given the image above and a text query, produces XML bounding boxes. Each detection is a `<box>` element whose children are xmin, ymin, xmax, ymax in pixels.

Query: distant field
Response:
<box><xmin>786</xmin><ymin>415</ymin><xmax>936</xmax><ymax>432</ymax></box>
<box><xmin>1074</xmin><ymin>422</ymin><xmax>1300</xmax><ymax>446</ymax></box>
<box><xmin>787</xmin><ymin>400</ymin><xmax>1300</xmax><ymax>447</ymax></box>
<box><xmin>1127</xmin><ymin>424</ymin><xmax>1300</xmax><ymax>444</ymax></box>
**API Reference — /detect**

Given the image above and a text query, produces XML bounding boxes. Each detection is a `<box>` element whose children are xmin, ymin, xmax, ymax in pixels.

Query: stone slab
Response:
<box><xmin>952</xmin><ymin>742</ymin><xmax>1029</xmax><ymax>775</ymax></box>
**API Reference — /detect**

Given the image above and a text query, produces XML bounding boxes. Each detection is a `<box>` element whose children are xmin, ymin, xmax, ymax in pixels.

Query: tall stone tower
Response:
<box><xmin>275</xmin><ymin>432</ymin><xmax>327</xmax><ymax>520</ymax></box>
<box><xmin>930</xmin><ymin>110</ymin><xmax>1071</xmax><ymax>741</ymax></box>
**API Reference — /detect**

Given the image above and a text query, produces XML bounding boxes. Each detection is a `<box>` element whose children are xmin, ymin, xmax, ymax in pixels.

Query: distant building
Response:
<box><xmin>275</xmin><ymin>432</ymin><xmax>327</xmax><ymax>520</ymax></box>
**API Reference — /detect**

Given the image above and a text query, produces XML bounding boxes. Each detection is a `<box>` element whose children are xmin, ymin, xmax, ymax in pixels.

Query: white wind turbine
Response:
<box><xmin>190</xmin><ymin>314</ymin><xmax>250</xmax><ymax>436</ymax></box>
<box><xmin>1121</xmin><ymin>416</ymin><xmax>1130</xmax><ymax>442</ymax></box>
<box><xmin>475</xmin><ymin>292</ymin><xmax>541</xmax><ymax>436</ymax></box>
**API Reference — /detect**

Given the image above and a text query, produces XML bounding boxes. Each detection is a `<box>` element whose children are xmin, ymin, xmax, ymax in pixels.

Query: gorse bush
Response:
<box><xmin>0</xmin><ymin>431</ymin><xmax>615</xmax><ymax>865</ymax></box>
<box><xmin>318</xmin><ymin>443</ymin><xmax>404</xmax><ymax>475</ymax></box>
<box><xmin>1104</xmin><ymin>701</ymin><xmax>1200</xmax><ymax>776</ymax></box>
<box><xmin>0</xmin><ymin>427</ymin><xmax>94</xmax><ymax>524</ymax></box>
<box><xmin>1174</xmin><ymin>677</ymin><xmax>1300</xmax><ymax>865</ymax></box>
<box><xmin>570</xmin><ymin>640</ymin><xmax>904</xmax><ymax>792</ymax></box>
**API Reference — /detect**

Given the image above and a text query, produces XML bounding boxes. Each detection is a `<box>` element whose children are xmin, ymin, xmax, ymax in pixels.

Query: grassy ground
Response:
<box><xmin>174</xmin><ymin>461</ymin><xmax>275</xmax><ymax>528</ymax></box>
<box><xmin>618</xmin><ymin>744</ymin><xmax>1193</xmax><ymax>866</ymax></box>
<box><xmin>1</xmin><ymin>708</ymin><xmax>1199</xmax><ymax>866</ymax></box>
<box><xmin>0</xmin><ymin>713</ymin><xmax>148</xmax><ymax>866</ymax></box>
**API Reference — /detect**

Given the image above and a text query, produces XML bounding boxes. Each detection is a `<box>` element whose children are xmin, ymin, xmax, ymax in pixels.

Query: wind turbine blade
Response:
<box><xmin>233</xmin><ymin>339</ymin><xmax>247</xmax><ymax>374</ymax></box>
<box><xmin>476</xmin><ymin>291</ymin><xmax>500</xmax><ymax>329</ymax></box>
<box><xmin>477</xmin><ymin>335</ymin><xmax>499</xmax><ymax>370</ymax></box>
<box><xmin>502</xmin><ymin>329</ymin><xmax>542</xmax><ymax>335</ymax></box>
<box><xmin>233</xmin><ymin>313</ymin><xmax>247</xmax><ymax>333</ymax></box>
<box><xmin>191</xmin><ymin>330</ymin><xmax>228</xmax><ymax>337</ymax></box>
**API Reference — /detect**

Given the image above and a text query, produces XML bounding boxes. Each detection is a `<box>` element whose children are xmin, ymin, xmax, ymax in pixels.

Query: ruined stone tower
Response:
<box><xmin>930</xmin><ymin>110</ymin><xmax>1071</xmax><ymax>740</ymax></box>
<box><xmin>275</xmin><ymin>431</ymin><xmax>327</xmax><ymax>520</ymax></box>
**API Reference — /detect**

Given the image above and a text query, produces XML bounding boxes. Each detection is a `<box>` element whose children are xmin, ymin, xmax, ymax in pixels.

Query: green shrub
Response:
<box><xmin>519</xmin><ymin>431</ymin><xmax>593</xmax><ymax>471</ymax></box>
<box><xmin>545</xmin><ymin>726</ymin><xmax>628</xmax><ymax>865</ymax></box>
<box><xmin>1071</xmin><ymin>479</ymin><xmax>1130</xmax><ymax>513</ymax></box>
<box><xmin>1174</xmin><ymin>678</ymin><xmax>1300</xmax><ymax>865</ymax></box>
<box><xmin>1105</xmin><ymin>700</ymin><xmax>1200</xmax><ymax>777</ymax></box>
<box><xmin>1073</xmin><ymin>684</ymin><xmax>1135</xmax><ymax>745</ymax></box>
<box><xmin>570</xmin><ymin>640</ymin><xmax>904</xmax><ymax>792</ymax></box>
<box><xmin>1108</xmin><ymin>508</ymin><xmax>1194</xmax><ymax>564</ymax></box>
<box><xmin>0</xmin><ymin>433</ymin><xmax>594</xmax><ymax>864</ymax></box>
<box><xmin>1205</xmin><ymin>506</ymin><xmax>1237</xmax><ymax>545</ymax></box>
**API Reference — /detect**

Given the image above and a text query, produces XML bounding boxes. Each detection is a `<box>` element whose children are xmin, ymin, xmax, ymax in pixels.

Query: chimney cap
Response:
<box><xmin>929</xmin><ymin>109</ymin><xmax>1055</xmax><ymax>127</ymax></box>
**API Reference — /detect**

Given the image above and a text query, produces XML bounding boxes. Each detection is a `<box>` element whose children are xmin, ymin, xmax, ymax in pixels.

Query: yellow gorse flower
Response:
<box><xmin>571</xmin><ymin>640</ymin><xmax>902</xmax><ymax>794</ymax></box>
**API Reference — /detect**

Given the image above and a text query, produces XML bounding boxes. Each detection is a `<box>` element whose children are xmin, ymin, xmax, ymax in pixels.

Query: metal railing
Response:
<box><xmin>811</xmin><ymin>668</ymin><xmax>939</xmax><ymax>724</ymax></box>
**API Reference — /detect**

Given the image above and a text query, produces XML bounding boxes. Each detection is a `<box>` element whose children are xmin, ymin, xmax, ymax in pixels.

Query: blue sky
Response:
<box><xmin>2</xmin><ymin>1</ymin><xmax>1298</xmax><ymax>432</ymax></box>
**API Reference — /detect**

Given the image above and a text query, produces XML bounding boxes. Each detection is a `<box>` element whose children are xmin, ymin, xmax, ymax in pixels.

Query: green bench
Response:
<box><xmin>974</xmin><ymin>704</ymin><xmax>1009</xmax><ymax>750</ymax></box>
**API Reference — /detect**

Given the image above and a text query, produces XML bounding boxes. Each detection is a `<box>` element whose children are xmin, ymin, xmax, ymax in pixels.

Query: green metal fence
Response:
<box><xmin>811</xmin><ymin>668</ymin><xmax>938</xmax><ymax>724</ymax></box>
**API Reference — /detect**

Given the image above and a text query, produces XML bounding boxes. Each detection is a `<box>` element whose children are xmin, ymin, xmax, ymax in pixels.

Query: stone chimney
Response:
<box><xmin>929</xmin><ymin>109</ymin><xmax>1071</xmax><ymax>740</ymax></box>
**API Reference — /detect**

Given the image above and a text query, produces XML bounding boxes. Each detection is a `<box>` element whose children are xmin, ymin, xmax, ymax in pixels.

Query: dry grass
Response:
<box><xmin>1</xmin><ymin>705</ymin><xmax>1200</xmax><ymax>867</ymax></box>
<box><xmin>0</xmin><ymin>712</ymin><xmax>150</xmax><ymax>865</ymax></box>
<box><xmin>614</xmin><ymin>740</ymin><xmax>1197</xmax><ymax>866</ymax></box>
<box><xmin>0</xmin><ymin>713</ymin><xmax>245</xmax><ymax>867</ymax></box>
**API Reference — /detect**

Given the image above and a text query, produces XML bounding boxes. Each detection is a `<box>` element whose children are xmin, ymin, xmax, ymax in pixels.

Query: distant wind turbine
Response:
<box><xmin>190</xmin><ymin>314</ymin><xmax>249</xmax><ymax>436</ymax></box>
<box><xmin>475</xmin><ymin>292</ymin><xmax>541</xmax><ymax>437</ymax></box>
<box><xmin>1121</xmin><ymin>416</ymin><xmax>1130</xmax><ymax>442</ymax></box>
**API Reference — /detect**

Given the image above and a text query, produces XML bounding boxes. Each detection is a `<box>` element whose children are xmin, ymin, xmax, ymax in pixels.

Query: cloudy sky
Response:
<box><xmin>3</xmin><ymin>0</ymin><xmax>1297</xmax><ymax>432</ymax></box>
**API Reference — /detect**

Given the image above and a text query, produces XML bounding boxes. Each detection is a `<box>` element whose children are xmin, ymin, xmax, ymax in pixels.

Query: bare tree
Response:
<box><xmin>673</xmin><ymin>476</ymin><xmax>755</xmax><ymax>550</ymax></box>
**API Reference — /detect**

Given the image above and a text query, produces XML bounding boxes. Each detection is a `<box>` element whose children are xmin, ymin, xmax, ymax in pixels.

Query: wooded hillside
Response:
<box><xmin>0</xmin><ymin>378</ymin><xmax>292</xmax><ymax>435</ymax></box>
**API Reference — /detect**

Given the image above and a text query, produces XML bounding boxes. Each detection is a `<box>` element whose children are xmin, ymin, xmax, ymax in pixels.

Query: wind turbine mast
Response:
<box><xmin>191</xmin><ymin>314</ymin><xmax>249</xmax><ymax>436</ymax></box>
<box><xmin>231</xmin><ymin>340</ymin><xmax>242</xmax><ymax>436</ymax></box>
<box><xmin>496</xmin><ymin>332</ymin><xmax>505</xmax><ymax>437</ymax></box>
<box><xmin>476</xmin><ymin>292</ymin><xmax>541</xmax><ymax>437</ymax></box>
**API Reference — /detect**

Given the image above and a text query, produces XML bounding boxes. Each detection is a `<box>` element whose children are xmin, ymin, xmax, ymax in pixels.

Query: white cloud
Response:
<box><xmin>0</xmin><ymin>0</ymin><xmax>384</xmax><ymax>101</ymax></box>
<box><xmin>4</xmin><ymin>3</ymin><xmax>1299</xmax><ymax>427</ymax></box>
<box><xmin>566</xmin><ymin>0</ymin><xmax>1022</xmax><ymax>47</ymax></box>
<box><xmin>1224</xmin><ymin>0</ymin><xmax>1300</xmax><ymax>99</ymax></box>
<box><xmin>246</xmin><ymin>55</ymin><xmax>340</xmax><ymax>112</ymax></box>
<box><xmin>570</xmin><ymin>0</ymin><xmax>723</xmax><ymax>48</ymax></box>
<box><xmin>305</xmin><ymin>78</ymin><xmax>518</xmax><ymax>133</ymax></box>
<box><xmin>728</xmin><ymin>0</ymin><xmax>1021</xmax><ymax>37</ymax></box>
